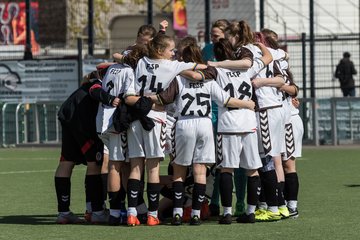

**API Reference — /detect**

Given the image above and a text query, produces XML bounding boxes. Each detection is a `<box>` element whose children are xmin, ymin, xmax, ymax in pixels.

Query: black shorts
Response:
<box><xmin>60</xmin><ymin>124</ymin><xmax>103</xmax><ymax>165</ymax></box>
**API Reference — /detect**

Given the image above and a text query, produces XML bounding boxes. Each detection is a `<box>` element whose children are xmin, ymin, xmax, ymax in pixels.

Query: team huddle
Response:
<box><xmin>54</xmin><ymin>19</ymin><xmax>304</xmax><ymax>226</ymax></box>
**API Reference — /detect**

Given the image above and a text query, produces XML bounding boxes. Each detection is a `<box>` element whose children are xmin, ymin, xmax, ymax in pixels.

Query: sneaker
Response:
<box><xmin>255</xmin><ymin>210</ymin><xmax>281</xmax><ymax>222</ymax></box>
<box><xmin>91</xmin><ymin>210</ymin><xmax>109</xmax><ymax>224</ymax></box>
<box><xmin>120</xmin><ymin>210</ymin><xmax>128</xmax><ymax>225</ymax></box>
<box><xmin>279</xmin><ymin>206</ymin><xmax>290</xmax><ymax>219</ymax></box>
<box><xmin>236</xmin><ymin>213</ymin><xmax>255</xmax><ymax>224</ymax></box>
<box><xmin>108</xmin><ymin>215</ymin><xmax>121</xmax><ymax>226</ymax></box>
<box><xmin>189</xmin><ymin>215</ymin><xmax>201</xmax><ymax>226</ymax></box>
<box><xmin>84</xmin><ymin>211</ymin><xmax>92</xmax><ymax>223</ymax></box>
<box><xmin>171</xmin><ymin>214</ymin><xmax>183</xmax><ymax>226</ymax></box>
<box><xmin>147</xmin><ymin>215</ymin><xmax>160</xmax><ymax>226</ymax></box>
<box><xmin>255</xmin><ymin>208</ymin><xmax>267</xmax><ymax>216</ymax></box>
<box><xmin>288</xmin><ymin>208</ymin><xmax>299</xmax><ymax>219</ymax></box>
<box><xmin>127</xmin><ymin>215</ymin><xmax>140</xmax><ymax>226</ymax></box>
<box><xmin>209</xmin><ymin>204</ymin><xmax>220</xmax><ymax>217</ymax></box>
<box><xmin>56</xmin><ymin>212</ymin><xmax>84</xmax><ymax>224</ymax></box>
<box><xmin>218</xmin><ymin>214</ymin><xmax>232</xmax><ymax>224</ymax></box>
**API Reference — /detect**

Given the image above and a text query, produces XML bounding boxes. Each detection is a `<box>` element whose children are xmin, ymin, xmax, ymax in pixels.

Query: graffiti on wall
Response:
<box><xmin>0</xmin><ymin>2</ymin><xmax>39</xmax><ymax>54</ymax></box>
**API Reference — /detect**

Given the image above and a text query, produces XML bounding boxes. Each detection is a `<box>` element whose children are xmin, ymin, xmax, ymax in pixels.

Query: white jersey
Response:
<box><xmin>216</xmin><ymin>58</ymin><xmax>265</xmax><ymax>133</ymax></box>
<box><xmin>158</xmin><ymin>76</ymin><xmax>231</xmax><ymax>119</ymax></box>
<box><xmin>277</xmin><ymin>60</ymin><xmax>292</xmax><ymax>124</ymax></box>
<box><xmin>244</xmin><ymin>44</ymin><xmax>284</xmax><ymax>108</ymax></box>
<box><xmin>279</xmin><ymin>60</ymin><xmax>299</xmax><ymax>116</ymax></box>
<box><xmin>96</xmin><ymin>63</ymin><xmax>135</xmax><ymax>133</ymax></box>
<box><xmin>134</xmin><ymin>56</ymin><xmax>195</xmax><ymax>122</ymax></box>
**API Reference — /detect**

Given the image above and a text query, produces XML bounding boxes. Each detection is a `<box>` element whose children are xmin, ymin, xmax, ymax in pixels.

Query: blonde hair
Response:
<box><xmin>148</xmin><ymin>34</ymin><xmax>173</xmax><ymax>59</ymax></box>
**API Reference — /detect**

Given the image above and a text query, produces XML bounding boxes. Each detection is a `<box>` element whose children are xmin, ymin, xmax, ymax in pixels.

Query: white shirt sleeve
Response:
<box><xmin>210</xmin><ymin>81</ymin><xmax>231</xmax><ymax>107</ymax></box>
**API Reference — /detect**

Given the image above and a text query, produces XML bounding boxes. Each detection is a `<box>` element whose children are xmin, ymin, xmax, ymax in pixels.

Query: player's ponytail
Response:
<box><xmin>238</xmin><ymin>20</ymin><xmax>255</xmax><ymax>46</ymax></box>
<box><xmin>179</xmin><ymin>37</ymin><xmax>204</xmax><ymax>63</ymax></box>
<box><xmin>254</xmin><ymin>32</ymin><xmax>268</xmax><ymax>46</ymax></box>
<box><xmin>148</xmin><ymin>34</ymin><xmax>173</xmax><ymax>59</ymax></box>
<box><xmin>213</xmin><ymin>38</ymin><xmax>236</xmax><ymax>61</ymax></box>
<box><xmin>123</xmin><ymin>44</ymin><xmax>148</xmax><ymax>69</ymax></box>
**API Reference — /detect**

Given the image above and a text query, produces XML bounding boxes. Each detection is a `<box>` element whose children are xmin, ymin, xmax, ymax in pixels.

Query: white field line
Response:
<box><xmin>0</xmin><ymin>158</ymin><xmax>54</xmax><ymax>161</ymax></box>
<box><xmin>0</xmin><ymin>168</ymin><xmax>85</xmax><ymax>175</ymax></box>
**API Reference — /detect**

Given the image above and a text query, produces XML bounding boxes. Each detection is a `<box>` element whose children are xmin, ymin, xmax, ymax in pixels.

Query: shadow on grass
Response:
<box><xmin>344</xmin><ymin>184</ymin><xmax>360</xmax><ymax>188</ymax></box>
<box><xmin>0</xmin><ymin>214</ymin><xmax>61</xmax><ymax>225</ymax></box>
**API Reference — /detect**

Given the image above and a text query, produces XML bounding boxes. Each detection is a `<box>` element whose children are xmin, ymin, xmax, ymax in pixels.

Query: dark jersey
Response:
<box><xmin>58</xmin><ymin>79</ymin><xmax>114</xmax><ymax>137</ymax></box>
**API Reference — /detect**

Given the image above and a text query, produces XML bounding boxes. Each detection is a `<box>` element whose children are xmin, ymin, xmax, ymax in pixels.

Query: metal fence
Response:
<box><xmin>1</xmin><ymin>97</ymin><xmax>360</xmax><ymax>147</ymax></box>
<box><xmin>0</xmin><ymin>102</ymin><xmax>61</xmax><ymax>147</ymax></box>
<box><xmin>285</xmin><ymin>34</ymin><xmax>360</xmax><ymax>99</ymax></box>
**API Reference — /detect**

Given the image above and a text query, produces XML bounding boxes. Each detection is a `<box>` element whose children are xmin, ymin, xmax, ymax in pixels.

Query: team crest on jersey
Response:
<box><xmin>96</xmin><ymin>151</ymin><xmax>102</xmax><ymax>162</ymax></box>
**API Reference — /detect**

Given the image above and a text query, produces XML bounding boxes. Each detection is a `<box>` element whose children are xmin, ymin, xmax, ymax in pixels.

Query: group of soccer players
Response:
<box><xmin>54</xmin><ymin>18</ymin><xmax>303</xmax><ymax>227</ymax></box>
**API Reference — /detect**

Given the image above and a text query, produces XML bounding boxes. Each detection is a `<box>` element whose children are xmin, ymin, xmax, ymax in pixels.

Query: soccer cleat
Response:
<box><xmin>56</xmin><ymin>212</ymin><xmax>84</xmax><ymax>224</ymax></box>
<box><xmin>279</xmin><ymin>206</ymin><xmax>290</xmax><ymax>219</ymax></box>
<box><xmin>91</xmin><ymin>210</ymin><xmax>109</xmax><ymax>224</ymax></box>
<box><xmin>147</xmin><ymin>215</ymin><xmax>160</xmax><ymax>226</ymax></box>
<box><xmin>255</xmin><ymin>208</ymin><xmax>267</xmax><ymax>216</ymax></box>
<box><xmin>236</xmin><ymin>213</ymin><xmax>256</xmax><ymax>224</ymax></box>
<box><xmin>84</xmin><ymin>211</ymin><xmax>92</xmax><ymax>223</ymax></box>
<box><xmin>218</xmin><ymin>214</ymin><xmax>232</xmax><ymax>224</ymax></box>
<box><xmin>255</xmin><ymin>210</ymin><xmax>281</xmax><ymax>222</ymax></box>
<box><xmin>127</xmin><ymin>215</ymin><xmax>140</xmax><ymax>226</ymax></box>
<box><xmin>189</xmin><ymin>215</ymin><xmax>201</xmax><ymax>226</ymax></box>
<box><xmin>171</xmin><ymin>214</ymin><xmax>183</xmax><ymax>226</ymax></box>
<box><xmin>288</xmin><ymin>208</ymin><xmax>299</xmax><ymax>219</ymax></box>
<box><xmin>108</xmin><ymin>215</ymin><xmax>121</xmax><ymax>226</ymax></box>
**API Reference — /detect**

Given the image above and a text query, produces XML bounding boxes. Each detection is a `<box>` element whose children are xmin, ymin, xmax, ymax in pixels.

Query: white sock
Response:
<box><xmin>92</xmin><ymin>210</ymin><xmax>104</xmax><ymax>216</ymax></box>
<box><xmin>223</xmin><ymin>207</ymin><xmax>232</xmax><ymax>216</ymax></box>
<box><xmin>59</xmin><ymin>211</ymin><xmax>70</xmax><ymax>215</ymax></box>
<box><xmin>148</xmin><ymin>210</ymin><xmax>158</xmax><ymax>218</ymax></box>
<box><xmin>86</xmin><ymin>202</ymin><xmax>92</xmax><ymax>212</ymax></box>
<box><xmin>191</xmin><ymin>209</ymin><xmax>201</xmax><ymax>218</ymax></box>
<box><xmin>127</xmin><ymin>207</ymin><xmax>137</xmax><ymax>217</ymax></box>
<box><xmin>110</xmin><ymin>209</ymin><xmax>121</xmax><ymax>218</ymax></box>
<box><xmin>268</xmin><ymin>206</ymin><xmax>279</xmax><ymax>214</ymax></box>
<box><xmin>258</xmin><ymin>201</ymin><xmax>267</xmax><ymax>210</ymax></box>
<box><xmin>287</xmin><ymin>200</ymin><xmax>298</xmax><ymax>210</ymax></box>
<box><xmin>246</xmin><ymin>205</ymin><xmax>257</xmax><ymax>215</ymax></box>
<box><xmin>173</xmin><ymin>207</ymin><xmax>183</xmax><ymax>217</ymax></box>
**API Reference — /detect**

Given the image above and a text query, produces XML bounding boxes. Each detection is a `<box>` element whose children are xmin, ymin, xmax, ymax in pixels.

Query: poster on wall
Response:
<box><xmin>173</xmin><ymin>0</ymin><xmax>188</xmax><ymax>33</ymax></box>
<box><xmin>0</xmin><ymin>2</ymin><xmax>39</xmax><ymax>54</ymax></box>
<box><xmin>0</xmin><ymin>60</ymin><xmax>78</xmax><ymax>102</ymax></box>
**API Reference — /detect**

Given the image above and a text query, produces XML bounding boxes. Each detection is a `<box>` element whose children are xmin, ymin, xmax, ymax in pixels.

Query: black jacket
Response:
<box><xmin>113</xmin><ymin>96</ymin><xmax>154</xmax><ymax>133</ymax></box>
<box><xmin>58</xmin><ymin>78</ymin><xmax>115</xmax><ymax>136</ymax></box>
<box><xmin>335</xmin><ymin>58</ymin><xmax>357</xmax><ymax>88</ymax></box>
